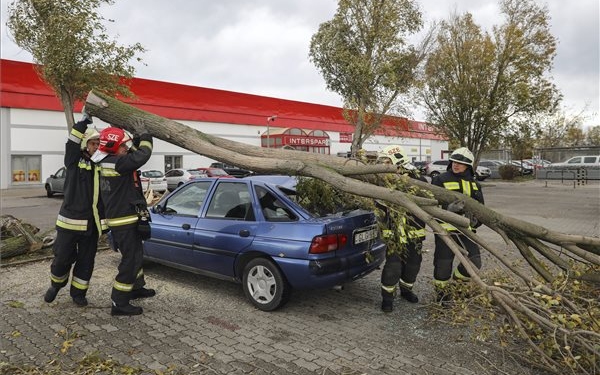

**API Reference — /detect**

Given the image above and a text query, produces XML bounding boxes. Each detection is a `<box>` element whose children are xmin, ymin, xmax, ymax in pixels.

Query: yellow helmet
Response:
<box><xmin>378</xmin><ymin>145</ymin><xmax>410</xmax><ymax>166</ymax></box>
<box><xmin>81</xmin><ymin>128</ymin><xmax>100</xmax><ymax>151</ymax></box>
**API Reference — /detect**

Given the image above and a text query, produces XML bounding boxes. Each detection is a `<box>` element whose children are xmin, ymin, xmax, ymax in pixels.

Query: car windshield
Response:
<box><xmin>142</xmin><ymin>170</ymin><xmax>163</xmax><ymax>178</ymax></box>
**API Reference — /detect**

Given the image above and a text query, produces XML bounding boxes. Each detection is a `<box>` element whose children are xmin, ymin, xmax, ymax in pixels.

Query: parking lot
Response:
<box><xmin>1</xmin><ymin>180</ymin><xmax>598</xmax><ymax>374</ymax></box>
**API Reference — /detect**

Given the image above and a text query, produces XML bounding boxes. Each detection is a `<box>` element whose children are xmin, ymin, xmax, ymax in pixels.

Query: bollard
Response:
<box><xmin>576</xmin><ymin>168</ymin><xmax>587</xmax><ymax>186</ymax></box>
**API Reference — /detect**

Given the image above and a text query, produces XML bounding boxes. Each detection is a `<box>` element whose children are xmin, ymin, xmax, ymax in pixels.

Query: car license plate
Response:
<box><xmin>354</xmin><ymin>225</ymin><xmax>378</xmax><ymax>244</ymax></box>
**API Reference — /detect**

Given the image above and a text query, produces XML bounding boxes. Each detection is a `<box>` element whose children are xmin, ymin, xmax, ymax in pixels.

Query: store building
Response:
<box><xmin>0</xmin><ymin>59</ymin><xmax>447</xmax><ymax>189</ymax></box>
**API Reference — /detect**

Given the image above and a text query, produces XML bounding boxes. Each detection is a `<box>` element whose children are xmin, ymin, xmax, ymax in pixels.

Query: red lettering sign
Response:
<box><xmin>339</xmin><ymin>133</ymin><xmax>353</xmax><ymax>143</ymax></box>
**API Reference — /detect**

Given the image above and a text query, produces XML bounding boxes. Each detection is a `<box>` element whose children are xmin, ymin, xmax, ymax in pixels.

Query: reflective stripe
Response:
<box><xmin>92</xmin><ymin>166</ymin><xmax>102</xmax><ymax>233</ymax></box>
<box><xmin>139</xmin><ymin>140</ymin><xmax>152</xmax><ymax>150</ymax></box>
<box><xmin>443</xmin><ymin>181</ymin><xmax>460</xmax><ymax>190</ymax></box>
<box><xmin>471</xmin><ymin>182</ymin><xmax>479</xmax><ymax>191</ymax></box>
<box><xmin>50</xmin><ymin>272</ymin><xmax>69</xmax><ymax>284</ymax></box>
<box><xmin>71</xmin><ymin>277</ymin><xmax>89</xmax><ymax>290</ymax></box>
<box><xmin>113</xmin><ymin>281</ymin><xmax>133</xmax><ymax>292</ymax></box>
<box><xmin>69</xmin><ymin>128</ymin><xmax>83</xmax><ymax>143</ymax></box>
<box><xmin>399</xmin><ymin>279</ymin><xmax>414</xmax><ymax>289</ymax></box>
<box><xmin>462</xmin><ymin>180</ymin><xmax>471</xmax><ymax>197</ymax></box>
<box><xmin>453</xmin><ymin>268</ymin><xmax>470</xmax><ymax>281</ymax></box>
<box><xmin>381</xmin><ymin>285</ymin><xmax>397</xmax><ymax>293</ymax></box>
<box><xmin>100</xmin><ymin>168</ymin><xmax>120</xmax><ymax>177</ymax></box>
<box><xmin>56</xmin><ymin>215</ymin><xmax>88</xmax><ymax>231</ymax></box>
<box><xmin>78</xmin><ymin>161</ymin><xmax>93</xmax><ymax>170</ymax></box>
<box><xmin>100</xmin><ymin>219</ymin><xmax>109</xmax><ymax>231</ymax></box>
<box><xmin>106</xmin><ymin>215</ymin><xmax>138</xmax><ymax>227</ymax></box>
<box><xmin>136</xmin><ymin>268</ymin><xmax>144</xmax><ymax>279</ymax></box>
<box><xmin>100</xmin><ymin>162</ymin><xmax>116</xmax><ymax>170</ymax></box>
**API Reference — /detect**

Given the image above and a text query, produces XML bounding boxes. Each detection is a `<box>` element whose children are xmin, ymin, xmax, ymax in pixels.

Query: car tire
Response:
<box><xmin>242</xmin><ymin>258</ymin><xmax>290</xmax><ymax>311</ymax></box>
<box><xmin>430</xmin><ymin>171</ymin><xmax>440</xmax><ymax>178</ymax></box>
<box><xmin>45</xmin><ymin>184</ymin><xmax>54</xmax><ymax>198</ymax></box>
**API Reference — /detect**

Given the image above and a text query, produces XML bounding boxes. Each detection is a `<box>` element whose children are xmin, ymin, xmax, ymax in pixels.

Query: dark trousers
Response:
<box><xmin>110</xmin><ymin>228</ymin><xmax>146</xmax><ymax>306</ymax></box>
<box><xmin>381</xmin><ymin>240</ymin><xmax>423</xmax><ymax>292</ymax></box>
<box><xmin>433</xmin><ymin>233</ymin><xmax>481</xmax><ymax>282</ymax></box>
<box><xmin>50</xmin><ymin>228</ymin><xmax>99</xmax><ymax>298</ymax></box>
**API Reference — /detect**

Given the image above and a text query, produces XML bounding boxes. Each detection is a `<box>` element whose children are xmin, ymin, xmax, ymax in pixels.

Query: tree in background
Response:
<box><xmin>530</xmin><ymin>106</ymin><xmax>589</xmax><ymax>148</ymax></box>
<box><xmin>420</xmin><ymin>0</ymin><xmax>560</xmax><ymax>162</ymax></box>
<box><xmin>6</xmin><ymin>0</ymin><xmax>145</xmax><ymax>131</ymax></box>
<box><xmin>309</xmin><ymin>0</ymin><xmax>425</xmax><ymax>155</ymax></box>
<box><xmin>586</xmin><ymin>125</ymin><xmax>600</xmax><ymax>146</ymax></box>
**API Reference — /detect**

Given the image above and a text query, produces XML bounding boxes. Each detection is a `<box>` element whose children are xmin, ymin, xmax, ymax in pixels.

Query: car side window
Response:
<box><xmin>568</xmin><ymin>157</ymin><xmax>582</xmax><ymax>164</ymax></box>
<box><xmin>255</xmin><ymin>186</ymin><xmax>298</xmax><ymax>222</ymax></box>
<box><xmin>206</xmin><ymin>182</ymin><xmax>254</xmax><ymax>221</ymax></box>
<box><xmin>583</xmin><ymin>157</ymin><xmax>597</xmax><ymax>164</ymax></box>
<box><xmin>162</xmin><ymin>181</ymin><xmax>211</xmax><ymax>216</ymax></box>
<box><xmin>56</xmin><ymin>167</ymin><xmax>66</xmax><ymax>178</ymax></box>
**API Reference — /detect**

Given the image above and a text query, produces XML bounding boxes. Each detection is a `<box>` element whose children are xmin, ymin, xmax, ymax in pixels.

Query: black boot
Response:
<box><xmin>72</xmin><ymin>295</ymin><xmax>88</xmax><ymax>307</ymax></box>
<box><xmin>130</xmin><ymin>288</ymin><xmax>156</xmax><ymax>299</ymax></box>
<box><xmin>381</xmin><ymin>298</ymin><xmax>393</xmax><ymax>313</ymax></box>
<box><xmin>400</xmin><ymin>287</ymin><xmax>419</xmax><ymax>303</ymax></box>
<box><xmin>44</xmin><ymin>286</ymin><xmax>59</xmax><ymax>303</ymax></box>
<box><xmin>111</xmin><ymin>303</ymin><xmax>143</xmax><ymax>316</ymax></box>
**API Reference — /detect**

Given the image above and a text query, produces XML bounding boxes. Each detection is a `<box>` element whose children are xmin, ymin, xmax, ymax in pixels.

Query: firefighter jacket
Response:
<box><xmin>431</xmin><ymin>169</ymin><xmax>484</xmax><ymax>232</ymax></box>
<box><xmin>98</xmin><ymin>134</ymin><xmax>153</xmax><ymax>230</ymax></box>
<box><xmin>56</xmin><ymin>119</ymin><xmax>107</xmax><ymax>235</ymax></box>
<box><xmin>379</xmin><ymin>171</ymin><xmax>427</xmax><ymax>242</ymax></box>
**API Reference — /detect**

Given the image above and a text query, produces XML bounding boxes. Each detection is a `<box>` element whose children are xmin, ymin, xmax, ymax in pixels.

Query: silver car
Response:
<box><xmin>164</xmin><ymin>168</ymin><xmax>208</xmax><ymax>191</ymax></box>
<box><xmin>425</xmin><ymin>160</ymin><xmax>491</xmax><ymax>181</ymax></box>
<box><xmin>45</xmin><ymin>167</ymin><xmax>66</xmax><ymax>197</ymax></box>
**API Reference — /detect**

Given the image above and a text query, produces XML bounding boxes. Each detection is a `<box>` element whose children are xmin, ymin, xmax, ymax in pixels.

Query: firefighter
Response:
<box><xmin>377</xmin><ymin>145</ymin><xmax>427</xmax><ymax>313</ymax></box>
<box><xmin>431</xmin><ymin>147</ymin><xmax>485</xmax><ymax>302</ymax></box>
<box><xmin>44</xmin><ymin>111</ymin><xmax>108</xmax><ymax>306</ymax></box>
<box><xmin>92</xmin><ymin>120</ymin><xmax>154</xmax><ymax>316</ymax></box>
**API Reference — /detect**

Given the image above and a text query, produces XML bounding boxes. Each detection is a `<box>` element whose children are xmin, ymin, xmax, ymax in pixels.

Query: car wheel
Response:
<box><xmin>45</xmin><ymin>184</ymin><xmax>54</xmax><ymax>197</ymax></box>
<box><xmin>430</xmin><ymin>171</ymin><xmax>440</xmax><ymax>178</ymax></box>
<box><xmin>242</xmin><ymin>258</ymin><xmax>290</xmax><ymax>311</ymax></box>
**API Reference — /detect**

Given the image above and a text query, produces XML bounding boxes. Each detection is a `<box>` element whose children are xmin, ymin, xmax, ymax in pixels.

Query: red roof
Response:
<box><xmin>0</xmin><ymin>59</ymin><xmax>444</xmax><ymax>140</ymax></box>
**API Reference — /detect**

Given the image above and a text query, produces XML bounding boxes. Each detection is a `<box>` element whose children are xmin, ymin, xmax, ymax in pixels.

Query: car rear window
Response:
<box><xmin>142</xmin><ymin>170</ymin><xmax>163</xmax><ymax>178</ymax></box>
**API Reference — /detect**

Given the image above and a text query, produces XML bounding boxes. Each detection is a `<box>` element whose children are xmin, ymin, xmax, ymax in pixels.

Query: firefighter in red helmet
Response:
<box><xmin>44</xmin><ymin>110</ymin><xmax>108</xmax><ymax>307</ymax></box>
<box><xmin>92</xmin><ymin>119</ymin><xmax>155</xmax><ymax>316</ymax></box>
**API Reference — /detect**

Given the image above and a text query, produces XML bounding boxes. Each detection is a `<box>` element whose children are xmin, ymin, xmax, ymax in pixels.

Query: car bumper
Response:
<box><xmin>274</xmin><ymin>242</ymin><xmax>386</xmax><ymax>290</ymax></box>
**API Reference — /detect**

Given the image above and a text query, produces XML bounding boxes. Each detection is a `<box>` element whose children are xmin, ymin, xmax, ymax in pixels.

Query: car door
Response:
<box><xmin>164</xmin><ymin>169</ymin><xmax>182</xmax><ymax>190</ymax></box>
<box><xmin>193</xmin><ymin>180</ymin><xmax>258</xmax><ymax>277</ymax></box>
<box><xmin>144</xmin><ymin>181</ymin><xmax>213</xmax><ymax>268</ymax></box>
<box><xmin>55</xmin><ymin>167</ymin><xmax>66</xmax><ymax>193</ymax></box>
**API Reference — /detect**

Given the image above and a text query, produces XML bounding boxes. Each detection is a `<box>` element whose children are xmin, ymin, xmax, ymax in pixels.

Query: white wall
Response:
<box><xmin>1</xmin><ymin>107</ymin><xmax>448</xmax><ymax>189</ymax></box>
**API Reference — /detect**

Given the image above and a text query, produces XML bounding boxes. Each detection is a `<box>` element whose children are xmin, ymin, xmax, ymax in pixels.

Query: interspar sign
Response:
<box><xmin>283</xmin><ymin>135</ymin><xmax>329</xmax><ymax>147</ymax></box>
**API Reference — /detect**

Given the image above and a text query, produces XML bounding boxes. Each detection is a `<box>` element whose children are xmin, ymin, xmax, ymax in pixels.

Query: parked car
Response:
<box><xmin>425</xmin><ymin>160</ymin><xmax>491</xmax><ymax>181</ymax></box>
<box><xmin>140</xmin><ymin>170</ymin><xmax>168</xmax><ymax>193</ymax></box>
<box><xmin>412</xmin><ymin>161</ymin><xmax>428</xmax><ymax>175</ymax></box>
<box><xmin>164</xmin><ymin>168</ymin><xmax>208</xmax><ymax>191</ymax></box>
<box><xmin>143</xmin><ymin>176</ymin><xmax>386</xmax><ymax>311</ymax></box>
<box><xmin>548</xmin><ymin>155</ymin><xmax>600</xmax><ymax>169</ymax></box>
<box><xmin>510</xmin><ymin>160</ymin><xmax>534</xmax><ymax>175</ymax></box>
<box><xmin>209</xmin><ymin>162</ymin><xmax>253</xmax><ymax>178</ymax></box>
<box><xmin>45</xmin><ymin>167</ymin><xmax>66</xmax><ymax>197</ymax></box>
<box><xmin>196</xmin><ymin>167</ymin><xmax>234</xmax><ymax>178</ymax></box>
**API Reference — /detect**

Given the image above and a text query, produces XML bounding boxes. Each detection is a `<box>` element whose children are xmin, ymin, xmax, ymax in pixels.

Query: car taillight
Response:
<box><xmin>140</xmin><ymin>177</ymin><xmax>149</xmax><ymax>183</ymax></box>
<box><xmin>309</xmin><ymin>234</ymin><xmax>348</xmax><ymax>254</ymax></box>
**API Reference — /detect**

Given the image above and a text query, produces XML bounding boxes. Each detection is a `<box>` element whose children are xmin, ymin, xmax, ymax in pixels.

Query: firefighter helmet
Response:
<box><xmin>448</xmin><ymin>147</ymin><xmax>475</xmax><ymax>174</ymax></box>
<box><xmin>81</xmin><ymin>128</ymin><xmax>100</xmax><ymax>151</ymax></box>
<box><xmin>448</xmin><ymin>147</ymin><xmax>474</xmax><ymax>167</ymax></box>
<box><xmin>98</xmin><ymin>127</ymin><xmax>132</xmax><ymax>154</ymax></box>
<box><xmin>378</xmin><ymin>145</ymin><xmax>410</xmax><ymax>166</ymax></box>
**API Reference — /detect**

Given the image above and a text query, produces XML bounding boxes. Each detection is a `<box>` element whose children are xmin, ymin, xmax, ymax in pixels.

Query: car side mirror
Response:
<box><xmin>154</xmin><ymin>204</ymin><xmax>163</xmax><ymax>214</ymax></box>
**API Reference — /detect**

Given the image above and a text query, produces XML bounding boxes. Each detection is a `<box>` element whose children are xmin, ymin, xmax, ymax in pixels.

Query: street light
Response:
<box><xmin>267</xmin><ymin>115</ymin><xmax>277</xmax><ymax>148</ymax></box>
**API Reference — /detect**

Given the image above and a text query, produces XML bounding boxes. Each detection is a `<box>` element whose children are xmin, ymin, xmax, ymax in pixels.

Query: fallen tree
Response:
<box><xmin>85</xmin><ymin>90</ymin><xmax>599</xmax><ymax>374</ymax></box>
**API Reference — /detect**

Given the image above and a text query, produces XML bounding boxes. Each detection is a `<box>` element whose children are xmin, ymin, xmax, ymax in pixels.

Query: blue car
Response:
<box><xmin>143</xmin><ymin>176</ymin><xmax>386</xmax><ymax>311</ymax></box>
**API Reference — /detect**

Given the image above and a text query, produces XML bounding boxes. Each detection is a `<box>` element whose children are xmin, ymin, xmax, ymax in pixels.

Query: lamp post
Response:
<box><xmin>267</xmin><ymin>115</ymin><xmax>277</xmax><ymax>148</ymax></box>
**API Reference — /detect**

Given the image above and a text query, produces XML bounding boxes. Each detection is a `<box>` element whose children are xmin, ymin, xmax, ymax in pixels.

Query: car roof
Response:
<box><xmin>243</xmin><ymin>175</ymin><xmax>298</xmax><ymax>192</ymax></box>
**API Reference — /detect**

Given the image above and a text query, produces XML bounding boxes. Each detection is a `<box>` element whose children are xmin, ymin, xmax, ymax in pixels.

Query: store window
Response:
<box><xmin>11</xmin><ymin>155</ymin><xmax>41</xmax><ymax>184</ymax></box>
<box><xmin>164</xmin><ymin>155</ymin><xmax>182</xmax><ymax>172</ymax></box>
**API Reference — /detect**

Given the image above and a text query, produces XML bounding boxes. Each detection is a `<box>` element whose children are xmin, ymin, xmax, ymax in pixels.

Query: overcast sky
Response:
<box><xmin>1</xmin><ymin>0</ymin><xmax>598</xmax><ymax>127</ymax></box>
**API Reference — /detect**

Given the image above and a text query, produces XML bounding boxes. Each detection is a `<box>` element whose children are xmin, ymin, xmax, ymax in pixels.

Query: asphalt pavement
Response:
<box><xmin>1</xmin><ymin>180</ymin><xmax>598</xmax><ymax>374</ymax></box>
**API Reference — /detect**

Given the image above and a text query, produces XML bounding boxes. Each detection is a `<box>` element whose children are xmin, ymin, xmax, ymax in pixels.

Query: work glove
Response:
<box><xmin>81</xmin><ymin>106</ymin><xmax>93</xmax><ymax>124</ymax></box>
<box><xmin>129</xmin><ymin>117</ymin><xmax>148</xmax><ymax>136</ymax></box>
<box><xmin>467</xmin><ymin>212</ymin><xmax>480</xmax><ymax>228</ymax></box>
<box><xmin>446</xmin><ymin>201</ymin><xmax>465</xmax><ymax>214</ymax></box>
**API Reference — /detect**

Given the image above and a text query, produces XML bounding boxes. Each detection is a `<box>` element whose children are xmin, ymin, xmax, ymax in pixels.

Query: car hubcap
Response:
<box><xmin>247</xmin><ymin>265</ymin><xmax>276</xmax><ymax>304</ymax></box>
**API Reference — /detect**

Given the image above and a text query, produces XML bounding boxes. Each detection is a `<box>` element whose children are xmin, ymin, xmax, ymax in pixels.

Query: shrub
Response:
<box><xmin>498</xmin><ymin>165</ymin><xmax>520</xmax><ymax>180</ymax></box>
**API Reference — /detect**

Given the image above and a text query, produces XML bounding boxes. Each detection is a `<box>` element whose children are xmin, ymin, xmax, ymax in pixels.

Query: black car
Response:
<box><xmin>412</xmin><ymin>161</ymin><xmax>428</xmax><ymax>174</ymax></box>
<box><xmin>209</xmin><ymin>162</ymin><xmax>253</xmax><ymax>178</ymax></box>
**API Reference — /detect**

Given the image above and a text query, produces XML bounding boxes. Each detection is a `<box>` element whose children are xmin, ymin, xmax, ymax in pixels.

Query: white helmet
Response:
<box><xmin>448</xmin><ymin>147</ymin><xmax>475</xmax><ymax>174</ymax></box>
<box><xmin>378</xmin><ymin>145</ymin><xmax>411</xmax><ymax>166</ymax></box>
<box><xmin>81</xmin><ymin>128</ymin><xmax>100</xmax><ymax>151</ymax></box>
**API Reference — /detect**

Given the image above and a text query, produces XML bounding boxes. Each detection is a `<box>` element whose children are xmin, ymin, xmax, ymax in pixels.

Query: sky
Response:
<box><xmin>1</xmin><ymin>0</ymin><xmax>598</xmax><ymax>127</ymax></box>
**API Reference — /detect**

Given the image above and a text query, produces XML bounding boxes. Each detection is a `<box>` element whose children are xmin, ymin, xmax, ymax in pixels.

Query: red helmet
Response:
<box><xmin>98</xmin><ymin>127</ymin><xmax>132</xmax><ymax>154</ymax></box>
